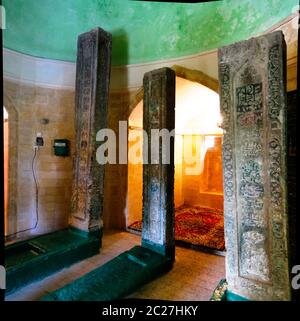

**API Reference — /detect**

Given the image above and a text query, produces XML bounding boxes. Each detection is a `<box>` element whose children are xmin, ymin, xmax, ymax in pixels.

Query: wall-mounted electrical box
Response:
<box><xmin>36</xmin><ymin>136</ymin><xmax>44</xmax><ymax>147</ymax></box>
<box><xmin>36</xmin><ymin>132</ymin><xmax>44</xmax><ymax>147</ymax></box>
<box><xmin>53</xmin><ymin>139</ymin><xmax>70</xmax><ymax>156</ymax></box>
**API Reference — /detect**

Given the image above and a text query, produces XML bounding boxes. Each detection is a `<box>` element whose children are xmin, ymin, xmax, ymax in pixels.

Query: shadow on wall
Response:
<box><xmin>4</xmin><ymin>95</ymin><xmax>18</xmax><ymax>237</ymax></box>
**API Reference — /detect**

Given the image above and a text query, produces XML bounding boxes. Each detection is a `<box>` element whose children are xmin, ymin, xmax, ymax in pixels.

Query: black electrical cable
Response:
<box><xmin>5</xmin><ymin>147</ymin><xmax>39</xmax><ymax>239</ymax></box>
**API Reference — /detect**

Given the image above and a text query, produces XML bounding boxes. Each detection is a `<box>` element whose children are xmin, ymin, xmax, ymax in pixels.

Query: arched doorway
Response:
<box><xmin>126</xmin><ymin>67</ymin><xmax>225</xmax><ymax>252</ymax></box>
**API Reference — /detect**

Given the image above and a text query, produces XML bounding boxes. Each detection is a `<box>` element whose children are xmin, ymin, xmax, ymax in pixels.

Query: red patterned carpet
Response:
<box><xmin>128</xmin><ymin>205</ymin><xmax>225</xmax><ymax>251</ymax></box>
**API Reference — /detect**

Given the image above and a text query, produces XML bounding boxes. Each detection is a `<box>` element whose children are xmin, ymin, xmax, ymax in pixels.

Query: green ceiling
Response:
<box><xmin>3</xmin><ymin>0</ymin><xmax>297</xmax><ymax>66</ymax></box>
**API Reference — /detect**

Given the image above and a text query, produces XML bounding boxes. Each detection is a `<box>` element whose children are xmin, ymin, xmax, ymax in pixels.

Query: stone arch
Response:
<box><xmin>3</xmin><ymin>93</ymin><xmax>19</xmax><ymax>236</ymax></box>
<box><xmin>125</xmin><ymin>65</ymin><xmax>220</xmax><ymax>229</ymax></box>
<box><xmin>127</xmin><ymin>65</ymin><xmax>219</xmax><ymax>119</ymax></box>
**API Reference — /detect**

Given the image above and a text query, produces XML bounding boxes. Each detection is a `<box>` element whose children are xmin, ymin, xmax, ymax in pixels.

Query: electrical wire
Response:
<box><xmin>5</xmin><ymin>147</ymin><xmax>39</xmax><ymax>239</ymax></box>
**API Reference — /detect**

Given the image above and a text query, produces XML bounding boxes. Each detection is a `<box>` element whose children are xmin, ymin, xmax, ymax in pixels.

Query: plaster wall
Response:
<box><xmin>3</xmin><ymin>0</ymin><xmax>297</xmax><ymax>65</ymax></box>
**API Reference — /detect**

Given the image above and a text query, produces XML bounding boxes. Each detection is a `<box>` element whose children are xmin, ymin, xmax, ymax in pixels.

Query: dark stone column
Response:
<box><xmin>219</xmin><ymin>31</ymin><xmax>290</xmax><ymax>300</ymax></box>
<box><xmin>142</xmin><ymin>67</ymin><xmax>175</xmax><ymax>260</ymax></box>
<box><xmin>70</xmin><ymin>28</ymin><xmax>112</xmax><ymax>233</ymax></box>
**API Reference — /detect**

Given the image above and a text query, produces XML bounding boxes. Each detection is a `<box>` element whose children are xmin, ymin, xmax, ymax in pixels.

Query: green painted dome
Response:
<box><xmin>3</xmin><ymin>0</ymin><xmax>297</xmax><ymax>66</ymax></box>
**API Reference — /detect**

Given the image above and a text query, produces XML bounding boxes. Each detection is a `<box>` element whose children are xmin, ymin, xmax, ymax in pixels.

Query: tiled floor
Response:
<box><xmin>5</xmin><ymin>230</ymin><xmax>225</xmax><ymax>301</ymax></box>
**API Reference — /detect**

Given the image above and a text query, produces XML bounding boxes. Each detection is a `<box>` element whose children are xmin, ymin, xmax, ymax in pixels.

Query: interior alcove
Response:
<box><xmin>126</xmin><ymin>72</ymin><xmax>225</xmax><ymax>251</ymax></box>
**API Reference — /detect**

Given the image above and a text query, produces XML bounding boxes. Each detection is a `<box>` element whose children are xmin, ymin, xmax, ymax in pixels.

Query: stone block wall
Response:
<box><xmin>4</xmin><ymin>80</ymin><xmax>141</xmax><ymax>237</ymax></box>
<box><xmin>4</xmin><ymin>80</ymin><xmax>75</xmax><ymax>239</ymax></box>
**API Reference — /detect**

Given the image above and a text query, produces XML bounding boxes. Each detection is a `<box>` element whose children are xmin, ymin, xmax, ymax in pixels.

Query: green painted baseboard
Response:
<box><xmin>40</xmin><ymin>245</ymin><xmax>173</xmax><ymax>301</ymax></box>
<box><xmin>5</xmin><ymin>227</ymin><xmax>102</xmax><ymax>295</ymax></box>
<box><xmin>226</xmin><ymin>290</ymin><xmax>250</xmax><ymax>301</ymax></box>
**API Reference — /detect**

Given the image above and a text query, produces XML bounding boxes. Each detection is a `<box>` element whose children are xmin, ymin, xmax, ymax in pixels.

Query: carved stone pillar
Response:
<box><xmin>70</xmin><ymin>28</ymin><xmax>112</xmax><ymax>233</ymax></box>
<box><xmin>142</xmin><ymin>67</ymin><xmax>176</xmax><ymax>260</ymax></box>
<box><xmin>219</xmin><ymin>31</ymin><xmax>290</xmax><ymax>300</ymax></box>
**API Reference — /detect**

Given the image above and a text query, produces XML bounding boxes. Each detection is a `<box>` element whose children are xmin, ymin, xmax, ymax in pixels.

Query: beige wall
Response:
<box><xmin>4</xmin><ymin>80</ymin><xmax>140</xmax><ymax>237</ymax></box>
<box><xmin>174</xmin><ymin>135</ymin><xmax>184</xmax><ymax>208</ymax></box>
<box><xmin>4</xmin><ymin>80</ymin><xmax>75</xmax><ymax>239</ymax></box>
<box><xmin>4</xmin><ymin>79</ymin><xmax>140</xmax><ymax>237</ymax></box>
<box><xmin>102</xmin><ymin>90</ymin><xmax>137</xmax><ymax>230</ymax></box>
<box><xmin>182</xmin><ymin>135</ymin><xmax>224</xmax><ymax>211</ymax></box>
<box><xmin>127</xmin><ymin>137</ymin><xmax>143</xmax><ymax>227</ymax></box>
<box><xmin>126</xmin><ymin>131</ymin><xmax>186</xmax><ymax>227</ymax></box>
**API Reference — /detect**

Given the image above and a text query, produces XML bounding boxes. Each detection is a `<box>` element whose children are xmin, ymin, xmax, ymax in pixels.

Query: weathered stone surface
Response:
<box><xmin>70</xmin><ymin>28</ymin><xmax>112</xmax><ymax>233</ymax></box>
<box><xmin>142</xmin><ymin>67</ymin><xmax>175</xmax><ymax>260</ymax></box>
<box><xmin>287</xmin><ymin>90</ymin><xmax>297</xmax><ymax>300</ymax></box>
<box><xmin>210</xmin><ymin>279</ymin><xmax>228</xmax><ymax>301</ymax></box>
<box><xmin>5</xmin><ymin>228</ymin><xmax>100</xmax><ymax>294</ymax></box>
<box><xmin>219</xmin><ymin>31</ymin><xmax>290</xmax><ymax>300</ymax></box>
<box><xmin>40</xmin><ymin>246</ymin><xmax>172</xmax><ymax>301</ymax></box>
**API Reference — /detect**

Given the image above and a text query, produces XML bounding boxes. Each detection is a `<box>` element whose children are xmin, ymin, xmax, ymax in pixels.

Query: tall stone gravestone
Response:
<box><xmin>70</xmin><ymin>28</ymin><xmax>112</xmax><ymax>233</ymax></box>
<box><xmin>219</xmin><ymin>31</ymin><xmax>290</xmax><ymax>300</ymax></box>
<box><xmin>287</xmin><ymin>90</ymin><xmax>297</xmax><ymax>301</ymax></box>
<box><xmin>142</xmin><ymin>67</ymin><xmax>176</xmax><ymax>261</ymax></box>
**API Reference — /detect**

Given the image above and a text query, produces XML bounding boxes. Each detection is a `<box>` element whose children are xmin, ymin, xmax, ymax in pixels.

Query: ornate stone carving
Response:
<box><xmin>219</xmin><ymin>31</ymin><xmax>290</xmax><ymax>300</ymax></box>
<box><xmin>142</xmin><ymin>67</ymin><xmax>175</xmax><ymax>260</ymax></box>
<box><xmin>70</xmin><ymin>28</ymin><xmax>112</xmax><ymax>232</ymax></box>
